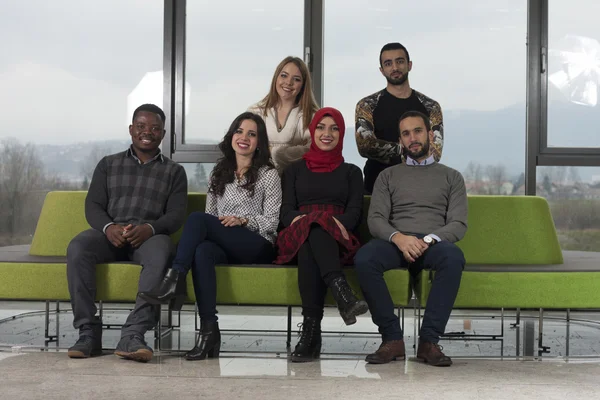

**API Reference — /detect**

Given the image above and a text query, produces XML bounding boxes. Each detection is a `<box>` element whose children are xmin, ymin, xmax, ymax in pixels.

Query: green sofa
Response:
<box><xmin>0</xmin><ymin>192</ymin><xmax>411</xmax><ymax>307</ymax></box>
<box><xmin>1</xmin><ymin>192</ymin><xmax>598</xmax><ymax>314</ymax></box>
<box><xmin>415</xmin><ymin>196</ymin><xmax>600</xmax><ymax>309</ymax></box>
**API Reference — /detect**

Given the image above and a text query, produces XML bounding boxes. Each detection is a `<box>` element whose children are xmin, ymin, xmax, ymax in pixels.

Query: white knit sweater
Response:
<box><xmin>247</xmin><ymin>103</ymin><xmax>312</xmax><ymax>173</ymax></box>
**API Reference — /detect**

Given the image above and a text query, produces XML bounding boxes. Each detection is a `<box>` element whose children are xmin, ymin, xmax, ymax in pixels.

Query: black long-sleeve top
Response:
<box><xmin>280</xmin><ymin>160</ymin><xmax>364</xmax><ymax>230</ymax></box>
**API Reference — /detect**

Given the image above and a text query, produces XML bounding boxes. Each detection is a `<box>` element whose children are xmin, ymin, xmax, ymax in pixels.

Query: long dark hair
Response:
<box><xmin>209</xmin><ymin>112</ymin><xmax>274</xmax><ymax>197</ymax></box>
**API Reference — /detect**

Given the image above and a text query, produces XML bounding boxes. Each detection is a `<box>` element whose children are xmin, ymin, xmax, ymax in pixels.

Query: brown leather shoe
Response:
<box><xmin>416</xmin><ymin>340</ymin><xmax>452</xmax><ymax>367</ymax></box>
<box><xmin>365</xmin><ymin>340</ymin><xmax>406</xmax><ymax>364</ymax></box>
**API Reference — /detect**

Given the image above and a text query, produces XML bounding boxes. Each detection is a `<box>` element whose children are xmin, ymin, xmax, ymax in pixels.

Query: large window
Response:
<box><xmin>0</xmin><ymin>1</ymin><xmax>163</xmax><ymax>246</ymax></box>
<box><xmin>183</xmin><ymin>0</ymin><xmax>304</xmax><ymax>146</ymax></box>
<box><xmin>548</xmin><ymin>0</ymin><xmax>600</xmax><ymax>148</ymax></box>
<box><xmin>537</xmin><ymin>166</ymin><xmax>600</xmax><ymax>252</ymax></box>
<box><xmin>323</xmin><ymin>0</ymin><xmax>527</xmax><ymax>194</ymax></box>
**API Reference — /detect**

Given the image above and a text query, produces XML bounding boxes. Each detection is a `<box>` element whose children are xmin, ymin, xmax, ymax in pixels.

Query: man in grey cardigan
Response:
<box><xmin>354</xmin><ymin>110</ymin><xmax>467</xmax><ymax>367</ymax></box>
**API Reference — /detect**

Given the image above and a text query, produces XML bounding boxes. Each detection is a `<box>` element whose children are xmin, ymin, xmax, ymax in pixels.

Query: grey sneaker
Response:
<box><xmin>114</xmin><ymin>335</ymin><xmax>153</xmax><ymax>363</ymax></box>
<box><xmin>67</xmin><ymin>335</ymin><xmax>102</xmax><ymax>358</ymax></box>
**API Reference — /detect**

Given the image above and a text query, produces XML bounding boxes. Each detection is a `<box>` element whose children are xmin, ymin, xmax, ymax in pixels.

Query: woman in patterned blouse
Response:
<box><xmin>139</xmin><ymin>111</ymin><xmax>282</xmax><ymax>360</ymax></box>
<box><xmin>275</xmin><ymin>107</ymin><xmax>367</xmax><ymax>362</ymax></box>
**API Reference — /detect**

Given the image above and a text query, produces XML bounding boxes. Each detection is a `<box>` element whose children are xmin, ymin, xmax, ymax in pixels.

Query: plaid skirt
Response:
<box><xmin>274</xmin><ymin>204</ymin><xmax>361</xmax><ymax>265</ymax></box>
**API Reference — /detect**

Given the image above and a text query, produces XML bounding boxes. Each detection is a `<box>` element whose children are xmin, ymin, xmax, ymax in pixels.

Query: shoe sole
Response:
<box><xmin>342</xmin><ymin>301</ymin><xmax>370</xmax><ymax>325</ymax></box>
<box><xmin>67</xmin><ymin>349</ymin><xmax>102</xmax><ymax>358</ymax></box>
<box><xmin>185</xmin><ymin>353</ymin><xmax>220</xmax><ymax>361</ymax></box>
<box><xmin>416</xmin><ymin>356</ymin><xmax>452</xmax><ymax>367</ymax></box>
<box><xmin>291</xmin><ymin>354</ymin><xmax>320</xmax><ymax>363</ymax></box>
<box><xmin>365</xmin><ymin>355</ymin><xmax>406</xmax><ymax>364</ymax></box>
<box><xmin>114</xmin><ymin>349</ymin><xmax>153</xmax><ymax>363</ymax></box>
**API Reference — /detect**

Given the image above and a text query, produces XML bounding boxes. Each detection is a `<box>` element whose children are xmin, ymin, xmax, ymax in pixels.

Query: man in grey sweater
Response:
<box><xmin>354</xmin><ymin>110</ymin><xmax>467</xmax><ymax>367</ymax></box>
<box><xmin>66</xmin><ymin>104</ymin><xmax>188</xmax><ymax>363</ymax></box>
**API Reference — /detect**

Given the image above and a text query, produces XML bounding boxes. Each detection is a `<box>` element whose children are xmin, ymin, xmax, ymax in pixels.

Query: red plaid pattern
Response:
<box><xmin>274</xmin><ymin>204</ymin><xmax>361</xmax><ymax>265</ymax></box>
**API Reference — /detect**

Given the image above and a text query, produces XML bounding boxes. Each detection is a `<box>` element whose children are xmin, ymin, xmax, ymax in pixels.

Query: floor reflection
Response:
<box><xmin>2</xmin><ymin>302</ymin><xmax>600</xmax><ymax>361</ymax></box>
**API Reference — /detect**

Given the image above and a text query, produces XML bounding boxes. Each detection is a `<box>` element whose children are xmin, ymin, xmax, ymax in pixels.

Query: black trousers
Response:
<box><xmin>297</xmin><ymin>226</ymin><xmax>344</xmax><ymax>319</ymax></box>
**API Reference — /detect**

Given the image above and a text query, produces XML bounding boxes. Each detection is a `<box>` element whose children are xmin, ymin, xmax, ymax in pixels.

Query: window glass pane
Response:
<box><xmin>537</xmin><ymin>167</ymin><xmax>600</xmax><ymax>252</ymax></box>
<box><xmin>0</xmin><ymin>1</ymin><xmax>163</xmax><ymax>246</ymax></box>
<box><xmin>184</xmin><ymin>163</ymin><xmax>215</xmax><ymax>193</ymax></box>
<box><xmin>548</xmin><ymin>0</ymin><xmax>600</xmax><ymax>148</ymax></box>
<box><xmin>184</xmin><ymin>1</ymin><xmax>304</xmax><ymax>145</ymax></box>
<box><xmin>324</xmin><ymin>1</ymin><xmax>526</xmax><ymax>193</ymax></box>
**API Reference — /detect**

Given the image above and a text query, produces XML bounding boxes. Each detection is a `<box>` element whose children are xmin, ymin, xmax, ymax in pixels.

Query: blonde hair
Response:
<box><xmin>258</xmin><ymin>56</ymin><xmax>319</xmax><ymax>131</ymax></box>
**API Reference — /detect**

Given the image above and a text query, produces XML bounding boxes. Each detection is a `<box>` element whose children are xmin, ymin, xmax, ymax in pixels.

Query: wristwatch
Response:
<box><xmin>423</xmin><ymin>235</ymin><xmax>437</xmax><ymax>245</ymax></box>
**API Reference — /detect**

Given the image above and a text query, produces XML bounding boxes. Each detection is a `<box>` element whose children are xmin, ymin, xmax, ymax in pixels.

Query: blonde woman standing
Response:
<box><xmin>248</xmin><ymin>56</ymin><xmax>319</xmax><ymax>173</ymax></box>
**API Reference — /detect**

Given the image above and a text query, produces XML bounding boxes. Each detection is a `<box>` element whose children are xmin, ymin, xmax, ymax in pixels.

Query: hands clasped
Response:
<box><xmin>219</xmin><ymin>216</ymin><xmax>247</xmax><ymax>227</ymax></box>
<box><xmin>106</xmin><ymin>224</ymin><xmax>153</xmax><ymax>248</ymax></box>
<box><xmin>392</xmin><ymin>233</ymin><xmax>429</xmax><ymax>262</ymax></box>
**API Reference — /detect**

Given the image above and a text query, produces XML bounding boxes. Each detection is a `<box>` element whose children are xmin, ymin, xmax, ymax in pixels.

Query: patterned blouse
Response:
<box><xmin>205</xmin><ymin>166</ymin><xmax>282</xmax><ymax>244</ymax></box>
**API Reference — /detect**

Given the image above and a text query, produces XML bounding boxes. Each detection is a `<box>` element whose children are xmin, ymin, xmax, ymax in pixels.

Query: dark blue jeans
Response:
<box><xmin>172</xmin><ymin>212</ymin><xmax>275</xmax><ymax>322</ymax></box>
<box><xmin>354</xmin><ymin>238</ymin><xmax>465</xmax><ymax>343</ymax></box>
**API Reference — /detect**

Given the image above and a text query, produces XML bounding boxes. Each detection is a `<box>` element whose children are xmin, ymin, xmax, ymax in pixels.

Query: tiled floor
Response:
<box><xmin>1</xmin><ymin>302</ymin><xmax>600</xmax><ymax>399</ymax></box>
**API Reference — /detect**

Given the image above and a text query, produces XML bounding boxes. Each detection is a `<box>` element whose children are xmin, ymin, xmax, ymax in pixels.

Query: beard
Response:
<box><xmin>386</xmin><ymin>71</ymin><xmax>409</xmax><ymax>86</ymax></box>
<box><xmin>405</xmin><ymin>139</ymin><xmax>430</xmax><ymax>160</ymax></box>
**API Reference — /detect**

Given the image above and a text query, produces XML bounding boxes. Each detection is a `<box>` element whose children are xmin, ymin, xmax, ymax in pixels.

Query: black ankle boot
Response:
<box><xmin>185</xmin><ymin>321</ymin><xmax>221</xmax><ymax>361</ymax></box>
<box><xmin>138</xmin><ymin>269</ymin><xmax>187</xmax><ymax>311</ymax></box>
<box><xmin>291</xmin><ymin>317</ymin><xmax>322</xmax><ymax>363</ymax></box>
<box><xmin>329</xmin><ymin>276</ymin><xmax>369</xmax><ymax>325</ymax></box>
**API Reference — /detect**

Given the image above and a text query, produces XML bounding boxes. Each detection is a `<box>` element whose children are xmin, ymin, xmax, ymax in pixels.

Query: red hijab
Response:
<box><xmin>302</xmin><ymin>107</ymin><xmax>345</xmax><ymax>172</ymax></box>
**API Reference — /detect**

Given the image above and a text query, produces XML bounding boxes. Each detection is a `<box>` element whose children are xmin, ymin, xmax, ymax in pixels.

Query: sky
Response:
<box><xmin>0</xmin><ymin>0</ymin><xmax>599</xmax><ymax>178</ymax></box>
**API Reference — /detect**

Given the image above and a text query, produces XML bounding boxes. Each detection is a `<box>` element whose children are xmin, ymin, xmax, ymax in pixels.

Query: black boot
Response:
<box><xmin>291</xmin><ymin>317</ymin><xmax>322</xmax><ymax>363</ymax></box>
<box><xmin>138</xmin><ymin>269</ymin><xmax>187</xmax><ymax>311</ymax></box>
<box><xmin>185</xmin><ymin>321</ymin><xmax>221</xmax><ymax>361</ymax></box>
<box><xmin>329</xmin><ymin>276</ymin><xmax>369</xmax><ymax>325</ymax></box>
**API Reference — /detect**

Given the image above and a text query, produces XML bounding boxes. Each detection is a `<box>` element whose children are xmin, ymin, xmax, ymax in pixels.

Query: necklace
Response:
<box><xmin>235</xmin><ymin>170</ymin><xmax>244</xmax><ymax>183</ymax></box>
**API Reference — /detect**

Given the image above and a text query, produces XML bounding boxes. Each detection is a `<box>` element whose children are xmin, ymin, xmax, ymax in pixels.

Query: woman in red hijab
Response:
<box><xmin>275</xmin><ymin>107</ymin><xmax>366</xmax><ymax>362</ymax></box>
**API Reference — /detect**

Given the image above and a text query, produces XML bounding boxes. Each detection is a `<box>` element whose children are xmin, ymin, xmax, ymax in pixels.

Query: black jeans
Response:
<box><xmin>171</xmin><ymin>212</ymin><xmax>275</xmax><ymax>322</ymax></box>
<box><xmin>297</xmin><ymin>226</ymin><xmax>344</xmax><ymax>319</ymax></box>
<box><xmin>354</xmin><ymin>238</ymin><xmax>464</xmax><ymax>343</ymax></box>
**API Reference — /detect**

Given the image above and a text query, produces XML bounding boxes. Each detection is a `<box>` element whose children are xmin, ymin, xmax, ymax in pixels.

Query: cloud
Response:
<box><xmin>2</xmin><ymin>0</ymin><xmax>593</xmax><ymax>149</ymax></box>
<box><xmin>0</xmin><ymin>62</ymin><xmax>129</xmax><ymax>144</ymax></box>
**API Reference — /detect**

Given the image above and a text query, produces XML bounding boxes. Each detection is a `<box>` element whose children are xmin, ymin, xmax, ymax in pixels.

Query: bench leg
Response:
<box><xmin>286</xmin><ymin>306</ymin><xmax>292</xmax><ymax>349</ymax></box>
<box><xmin>155</xmin><ymin>304</ymin><xmax>162</xmax><ymax>351</ymax></box>
<box><xmin>566</xmin><ymin>309</ymin><xmax>571</xmax><ymax>357</ymax></box>
<box><xmin>399</xmin><ymin>307</ymin><xmax>404</xmax><ymax>333</ymax></box>
<box><xmin>500</xmin><ymin>308</ymin><xmax>504</xmax><ymax>358</ymax></box>
<box><xmin>55</xmin><ymin>301</ymin><xmax>60</xmax><ymax>345</ymax></box>
<box><xmin>44</xmin><ymin>300</ymin><xmax>50</xmax><ymax>342</ymax></box>
<box><xmin>44</xmin><ymin>301</ymin><xmax>60</xmax><ymax>345</ymax></box>
<box><xmin>500</xmin><ymin>307</ymin><xmax>505</xmax><ymax>340</ymax></box>
<box><xmin>511</xmin><ymin>308</ymin><xmax>521</xmax><ymax>328</ymax></box>
<box><xmin>538</xmin><ymin>308</ymin><xmax>550</xmax><ymax>355</ymax></box>
<box><xmin>417</xmin><ymin>304</ymin><xmax>421</xmax><ymax>351</ymax></box>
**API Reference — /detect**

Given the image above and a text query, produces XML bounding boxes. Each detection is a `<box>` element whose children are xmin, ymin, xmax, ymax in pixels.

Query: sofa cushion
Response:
<box><xmin>456</xmin><ymin>195</ymin><xmax>563</xmax><ymax>264</ymax></box>
<box><xmin>0</xmin><ymin>261</ymin><xmax>412</xmax><ymax>306</ymax></box>
<box><xmin>414</xmin><ymin>251</ymin><xmax>600</xmax><ymax>309</ymax></box>
<box><xmin>29</xmin><ymin>191</ymin><xmax>207</xmax><ymax>256</ymax></box>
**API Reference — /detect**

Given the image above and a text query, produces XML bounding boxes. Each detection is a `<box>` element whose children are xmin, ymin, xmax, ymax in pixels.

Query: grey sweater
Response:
<box><xmin>368</xmin><ymin>162</ymin><xmax>468</xmax><ymax>243</ymax></box>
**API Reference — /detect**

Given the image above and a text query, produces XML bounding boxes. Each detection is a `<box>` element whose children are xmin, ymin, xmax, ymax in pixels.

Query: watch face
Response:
<box><xmin>424</xmin><ymin>236</ymin><xmax>432</xmax><ymax>244</ymax></box>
